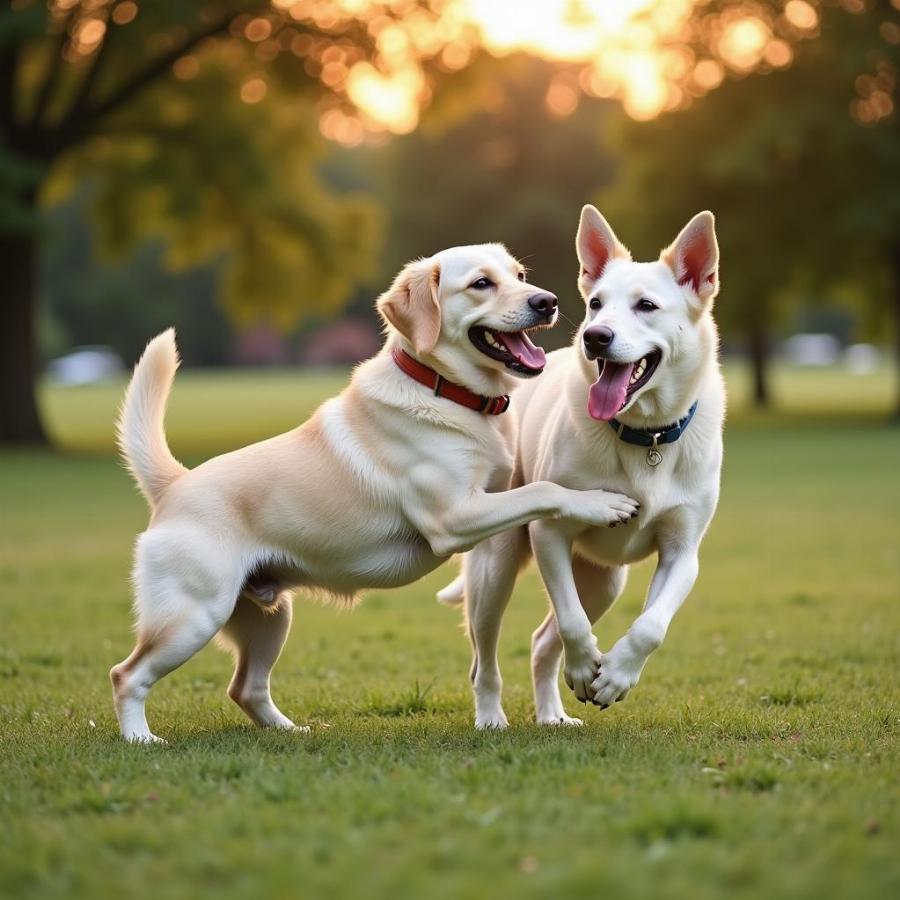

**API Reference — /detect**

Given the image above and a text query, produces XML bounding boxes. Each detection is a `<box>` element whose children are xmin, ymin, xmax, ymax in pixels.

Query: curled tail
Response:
<box><xmin>116</xmin><ymin>329</ymin><xmax>187</xmax><ymax>507</ymax></box>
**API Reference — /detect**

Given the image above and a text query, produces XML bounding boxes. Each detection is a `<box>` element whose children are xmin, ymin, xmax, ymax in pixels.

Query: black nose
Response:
<box><xmin>583</xmin><ymin>326</ymin><xmax>614</xmax><ymax>358</ymax></box>
<box><xmin>528</xmin><ymin>292</ymin><xmax>558</xmax><ymax>317</ymax></box>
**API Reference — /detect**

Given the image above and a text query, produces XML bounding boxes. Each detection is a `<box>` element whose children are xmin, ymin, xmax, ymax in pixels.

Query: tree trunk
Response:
<box><xmin>891</xmin><ymin>244</ymin><xmax>900</xmax><ymax>421</ymax></box>
<box><xmin>748</xmin><ymin>321</ymin><xmax>770</xmax><ymax>408</ymax></box>
<box><xmin>0</xmin><ymin>221</ymin><xmax>47</xmax><ymax>444</ymax></box>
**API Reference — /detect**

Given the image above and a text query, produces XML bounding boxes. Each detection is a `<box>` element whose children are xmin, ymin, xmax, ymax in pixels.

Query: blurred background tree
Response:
<box><xmin>2</xmin><ymin>0</ymin><xmax>898</xmax><ymax>445</ymax></box>
<box><xmin>370</xmin><ymin>55</ymin><xmax>617</xmax><ymax>337</ymax></box>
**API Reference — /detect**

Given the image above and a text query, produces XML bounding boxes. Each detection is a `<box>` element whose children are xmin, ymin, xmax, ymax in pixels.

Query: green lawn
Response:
<box><xmin>1</xmin><ymin>363</ymin><xmax>898</xmax><ymax>900</ymax></box>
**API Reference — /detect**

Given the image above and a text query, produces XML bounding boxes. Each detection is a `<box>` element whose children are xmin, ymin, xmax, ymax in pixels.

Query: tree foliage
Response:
<box><xmin>368</xmin><ymin>56</ymin><xmax>617</xmax><ymax>348</ymax></box>
<box><xmin>0</xmin><ymin>0</ymin><xmax>456</xmax><ymax>441</ymax></box>
<box><xmin>598</xmin><ymin>0</ymin><xmax>900</xmax><ymax>406</ymax></box>
<box><xmin>2</xmin><ymin>1</ymin><xmax>474</xmax><ymax>326</ymax></box>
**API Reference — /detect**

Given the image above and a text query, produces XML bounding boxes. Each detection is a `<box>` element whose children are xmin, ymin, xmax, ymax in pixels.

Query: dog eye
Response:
<box><xmin>470</xmin><ymin>277</ymin><xmax>494</xmax><ymax>290</ymax></box>
<box><xmin>636</xmin><ymin>298</ymin><xmax>657</xmax><ymax>312</ymax></box>
<box><xmin>589</xmin><ymin>297</ymin><xmax>602</xmax><ymax>310</ymax></box>
<box><xmin>517</xmin><ymin>271</ymin><xmax>526</xmax><ymax>282</ymax></box>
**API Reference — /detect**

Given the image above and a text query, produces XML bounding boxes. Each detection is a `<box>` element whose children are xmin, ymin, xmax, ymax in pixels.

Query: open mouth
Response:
<box><xmin>468</xmin><ymin>326</ymin><xmax>547</xmax><ymax>377</ymax></box>
<box><xmin>588</xmin><ymin>349</ymin><xmax>662</xmax><ymax>421</ymax></box>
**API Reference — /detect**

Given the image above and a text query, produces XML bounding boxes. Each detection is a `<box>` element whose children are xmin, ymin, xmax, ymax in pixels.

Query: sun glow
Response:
<box><xmin>459</xmin><ymin>0</ymin><xmax>690</xmax><ymax>121</ymax></box>
<box><xmin>346</xmin><ymin>62</ymin><xmax>425</xmax><ymax>134</ymax></box>
<box><xmin>263</xmin><ymin>1</ymin><xmax>812</xmax><ymax>141</ymax></box>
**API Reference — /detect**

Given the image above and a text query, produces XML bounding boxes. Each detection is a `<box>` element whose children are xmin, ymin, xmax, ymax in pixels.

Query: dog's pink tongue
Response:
<box><xmin>498</xmin><ymin>331</ymin><xmax>546</xmax><ymax>370</ymax></box>
<box><xmin>588</xmin><ymin>361</ymin><xmax>635</xmax><ymax>421</ymax></box>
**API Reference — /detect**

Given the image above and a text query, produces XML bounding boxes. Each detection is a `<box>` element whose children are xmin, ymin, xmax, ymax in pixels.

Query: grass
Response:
<box><xmin>1</xmin><ymin>362</ymin><xmax>898</xmax><ymax>900</ymax></box>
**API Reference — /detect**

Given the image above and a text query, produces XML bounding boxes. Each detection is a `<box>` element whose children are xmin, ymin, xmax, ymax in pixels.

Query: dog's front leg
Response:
<box><xmin>590</xmin><ymin>547</ymin><xmax>699</xmax><ymax>707</ymax></box>
<box><xmin>530</xmin><ymin>520</ymin><xmax>601</xmax><ymax>703</ymax></box>
<box><xmin>407</xmin><ymin>468</ymin><xmax>638</xmax><ymax>558</ymax></box>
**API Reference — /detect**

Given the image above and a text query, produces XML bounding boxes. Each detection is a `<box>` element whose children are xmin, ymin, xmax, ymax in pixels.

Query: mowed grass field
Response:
<box><xmin>1</xmin><ymin>362</ymin><xmax>898</xmax><ymax>900</ymax></box>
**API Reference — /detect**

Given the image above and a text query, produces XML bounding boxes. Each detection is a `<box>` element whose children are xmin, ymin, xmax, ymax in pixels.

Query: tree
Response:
<box><xmin>40</xmin><ymin>190</ymin><xmax>234</xmax><ymax>366</ymax></box>
<box><xmin>599</xmin><ymin>0</ymin><xmax>900</xmax><ymax>411</ymax></box>
<box><xmin>368</xmin><ymin>55</ymin><xmax>617</xmax><ymax>348</ymax></box>
<box><xmin>0</xmin><ymin>0</ymin><xmax>450</xmax><ymax>444</ymax></box>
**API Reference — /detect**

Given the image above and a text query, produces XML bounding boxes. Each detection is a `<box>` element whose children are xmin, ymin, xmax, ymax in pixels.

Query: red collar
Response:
<box><xmin>391</xmin><ymin>347</ymin><xmax>510</xmax><ymax>415</ymax></box>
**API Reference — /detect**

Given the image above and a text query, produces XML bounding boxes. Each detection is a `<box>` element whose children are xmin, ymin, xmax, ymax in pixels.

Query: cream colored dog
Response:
<box><xmin>438</xmin><ymin>209</ymin><xmax>725</xmax><ymax>728</ymax></box>
<box><xmin>111</xmin><ymin>244</ymin><xmax>639</xmax><ymax>742</ymax></box>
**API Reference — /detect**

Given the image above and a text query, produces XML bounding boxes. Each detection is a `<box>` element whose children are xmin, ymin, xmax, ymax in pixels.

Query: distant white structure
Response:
<box><xmin>47</xmin><ymin>346</ymin><xmax>125</xmax><ymax>386</ymax></box>
<box><xmin>844</xmin><ymin>343</ymin><xmax>881</xmax><ymax>374</ymax></box>
<box><xmin>782</xmin><ymin>333</ymin><xmax>841</xmax><ymax>367</ymax></box>
<box><xmin>781</xmin><ymin>334</ymin><xmax>882</xmax><ymax>373</ymax></box>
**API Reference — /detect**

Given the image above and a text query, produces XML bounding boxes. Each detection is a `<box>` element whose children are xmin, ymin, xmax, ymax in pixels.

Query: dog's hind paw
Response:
<box><xmin>475</xmin><ymin>709</ymin><xmax>509</xmax><ymax>730</ymax></box>
<box><xmin>536</xmin><ymin>711</ymin><xmax>583</xmax><ymax>727</ymax></box>
<box><xmin>124</xmin><ymin>732</ymin><xmax>167</xmax><ymax>745</ymax></box>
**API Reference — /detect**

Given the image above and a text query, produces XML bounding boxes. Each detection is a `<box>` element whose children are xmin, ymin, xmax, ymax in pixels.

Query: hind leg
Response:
<box><xmin>110</xmin><ymin>529</ymin><xmax>241</xmax><ymax>742</ymax></box>
<box><xmin>219</xmin><ymin>595</ymin><xmax>301</xmax><ymax>730</ymax></box>
<box><xmin>464</xmin><ymin>527</ymin><xmax>529</xmax><ymax>730</ymax></box>
<box><xmin>110</xmin><ymin>597</ymin><xmax>235</xmax><ymax>743</ymax></box>
<box><xmin>532</xmin><ymin>556</ymin><xmax>627</xmax><ymax>725</ymax></box>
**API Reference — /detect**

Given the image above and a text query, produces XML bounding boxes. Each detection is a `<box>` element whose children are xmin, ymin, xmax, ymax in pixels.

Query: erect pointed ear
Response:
<box><xmin>576</xmin><ymin>205</ymin><xmax>630</xmax><ymax>282</ymax></box>
<box><xmin>661</xmin><ymin>211</ymin><xmax>719</xmax><ymax>303</ymax></box>
<box><xmin>377</xmin><ymin>257</ymin><xmax>442</xmax><ymax>355</ymax></box>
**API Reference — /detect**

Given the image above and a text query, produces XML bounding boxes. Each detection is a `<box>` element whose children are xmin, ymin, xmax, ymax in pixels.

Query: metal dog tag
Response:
<box><xmin>647</xmin><ymin>433</ymin><xmax>663</xmax><ymax>466</ymax></box>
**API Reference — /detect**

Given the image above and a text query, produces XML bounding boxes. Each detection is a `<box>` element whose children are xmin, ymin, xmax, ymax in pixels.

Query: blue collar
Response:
<box><xmin>608</xmin><ymin>401</ymin><xmax>699</xmax><ymax>450</ymax></box>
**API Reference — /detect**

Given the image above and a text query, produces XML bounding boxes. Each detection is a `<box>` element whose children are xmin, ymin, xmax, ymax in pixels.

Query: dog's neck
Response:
<box><xmin>388</xmin><ymin>334</ymin><xmax>517</xmax><ymax>400</ymax></box>
<box><xmin>606</xmin><ymin>319</ymin><xmax>719</xmax><ymax>430</ymax></box>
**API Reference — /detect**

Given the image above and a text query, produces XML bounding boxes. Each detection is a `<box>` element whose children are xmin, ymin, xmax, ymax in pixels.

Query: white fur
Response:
<box><xmin>441</xmin><ymin>209</ymin><xmax>726</xmax><ymax>728</ymax></box>
<box><xmin>110</xmin><ymin>243</ymin><xmax>638</xmax><ymax>742</ymax></box>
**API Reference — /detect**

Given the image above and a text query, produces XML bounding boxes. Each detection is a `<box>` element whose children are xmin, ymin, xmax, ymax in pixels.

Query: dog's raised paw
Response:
<box><xmin>590</xmin><ymin>664</ymin><xmax>637</xmax><ymax>707</ymax></box>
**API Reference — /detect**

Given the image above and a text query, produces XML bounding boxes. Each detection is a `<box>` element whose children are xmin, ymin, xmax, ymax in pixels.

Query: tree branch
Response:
<box><xmin>71</xmin><ymin>12</ymin><xmax>243</xmax><ymax>137</ymax></box>
<box><xmin>29</xmin><ymin>8</ymin><xmax>74</xmax><ymax>132</ymax></box>
<box><xmin>60</xmin><ymin>4</ymin><xmax>119</xmax><ymax>127</ymax></box>
<box><xmin>45</xmin><ymin>5</ymin><xmax>263</xmax><ymax>155</ymax></box>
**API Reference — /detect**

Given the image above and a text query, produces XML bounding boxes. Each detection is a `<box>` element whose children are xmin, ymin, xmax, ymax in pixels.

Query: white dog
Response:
<box><xmin>111</xmin><ymin>244</ymin><xmax>639</xmax><ymax>742</ymax></box>
<box><xmin>438</xmin><ymin>208</ymin><xmax>725</xmax><ymax>728</ymax></box>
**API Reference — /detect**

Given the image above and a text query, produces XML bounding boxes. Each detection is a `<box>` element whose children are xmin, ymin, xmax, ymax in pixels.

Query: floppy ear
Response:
<box><xmin>661</xmin><ymin>211</ymin><xmax>719</xmax><ymax>304</ymax></box>
<box><xmin>576</xmin><ymin>205</ymin><xmax>630</xmax><ymax>282</ymax></box>
<box><xmin>377</xmin><ymin>257</ymin><xmax>442</xmax><ymax>355</ymax></box>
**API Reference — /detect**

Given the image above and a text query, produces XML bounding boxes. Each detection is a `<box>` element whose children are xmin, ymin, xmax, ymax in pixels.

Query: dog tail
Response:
<box><xmin>436</xmin><ymin>574</ymin><xmax>465</xmax><ymax>608</ymax></box>
<box><xmin>116</xmin><ymin>329</ymin><xmax>187</xmax><ymax>508</ymax></box>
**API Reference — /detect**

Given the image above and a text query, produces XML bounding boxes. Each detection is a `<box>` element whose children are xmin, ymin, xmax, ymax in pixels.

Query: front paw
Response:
<box><xmin>564</xmin><ymin>490</ymin><xmax>640</xmax><ymax>529</ymax></box>
<box><xmin>590</xmin><ymin>646</ymin><xmax>643</xmax><ymax>708</ymax></box>
<box><xmin>563</xmin><ymin>640</ymin><xmax>603</xmax><ymax>703</ymax></box>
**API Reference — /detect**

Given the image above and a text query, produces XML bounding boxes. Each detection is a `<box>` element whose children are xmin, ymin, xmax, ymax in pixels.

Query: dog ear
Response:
<box><xmin>662</xmin><ymin>211</ymin><xmax>719</xmax><ymax>304</ymax></box>
<box><xmin>576</xmin><ymin>205</ymin><xmax>630</xmax><ymax>282</ymax></box>
<box><xmin>377</xmin><ymin>257</ymin><xmax>442</xmax><ymax>355</ymax></box>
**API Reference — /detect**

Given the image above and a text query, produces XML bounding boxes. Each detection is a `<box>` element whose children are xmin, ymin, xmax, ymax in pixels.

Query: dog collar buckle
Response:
<box><xmin>482</xmin><ymin>394</ymin><xmax>510</xmax><ymax>416</ymax></box>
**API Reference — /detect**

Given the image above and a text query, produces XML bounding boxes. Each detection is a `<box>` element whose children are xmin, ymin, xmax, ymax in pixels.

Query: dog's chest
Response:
<box><xmin>573</xmin><ymin>519</ymin><xmax>658</xmax><ymax>567</ymax></box>
<box><xmin>561</xmin><ymin>444</ymin><xmax>694</xmax><ymax>567</ymax></box>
